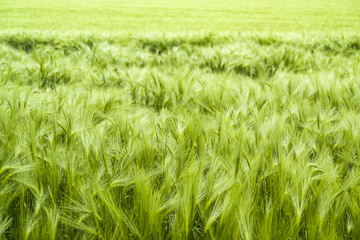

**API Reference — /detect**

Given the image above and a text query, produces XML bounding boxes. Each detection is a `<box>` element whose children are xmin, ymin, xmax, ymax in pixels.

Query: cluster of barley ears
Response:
<box><xmin>0</xmin><ymin>32</ymin><xmax>360</xmax><ymax>239</ymax></box>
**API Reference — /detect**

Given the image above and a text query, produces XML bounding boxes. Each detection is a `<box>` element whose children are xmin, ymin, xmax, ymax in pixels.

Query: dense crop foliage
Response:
<box><xmin>1</xmin><ymin>33</ymin><xmax>360</xmax><ymax>239</ymax></box>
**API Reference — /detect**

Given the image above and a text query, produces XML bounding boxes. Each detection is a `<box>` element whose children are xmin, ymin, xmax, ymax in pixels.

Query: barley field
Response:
<box><xmin>1</xmin><ymin>1</ymin><xmax>360</xmax><ymax>240</ymax></box>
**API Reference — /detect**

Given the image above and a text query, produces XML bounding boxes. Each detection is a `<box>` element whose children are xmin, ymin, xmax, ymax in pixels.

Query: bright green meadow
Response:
<box><xmin>1</xmin><ymin>0</ymin><xmax>360</xmax><ymax>239</ymax></box>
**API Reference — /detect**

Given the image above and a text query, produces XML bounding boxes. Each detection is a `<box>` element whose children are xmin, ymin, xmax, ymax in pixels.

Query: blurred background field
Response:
<box><xmin>1</xmin><ymin>0</ymin><xmax>360</xmax><ymax>33</ymax></box>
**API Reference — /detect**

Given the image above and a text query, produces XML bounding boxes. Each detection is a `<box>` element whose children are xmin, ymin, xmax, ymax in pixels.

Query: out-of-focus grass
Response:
<box><xmin>1</xmin><ymin>0</ymin><xmax>360</xmax><ymax>33</ymax></box>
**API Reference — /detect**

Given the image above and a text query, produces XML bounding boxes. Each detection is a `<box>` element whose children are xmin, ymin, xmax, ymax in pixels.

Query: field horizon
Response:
<box><xmin>1</xmin><ymin>0</ymin><xmax>360</xmax><ymax>33</ymax></box>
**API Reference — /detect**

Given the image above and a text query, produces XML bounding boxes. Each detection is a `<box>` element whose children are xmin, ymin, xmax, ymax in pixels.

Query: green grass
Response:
<box><xmin>2</xmin><ymin>0</ymin><xmax>360</xmax><ymax>239</ymax></box>
<box><xmin>1</xmin><ymin>0</ymin><xmax>360</xmax><ymax>33</ymax></box>
<box><xmin>1</xmin><ymin>32</ymin><xmax>360</xmax><ymax>239</ymax></box>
